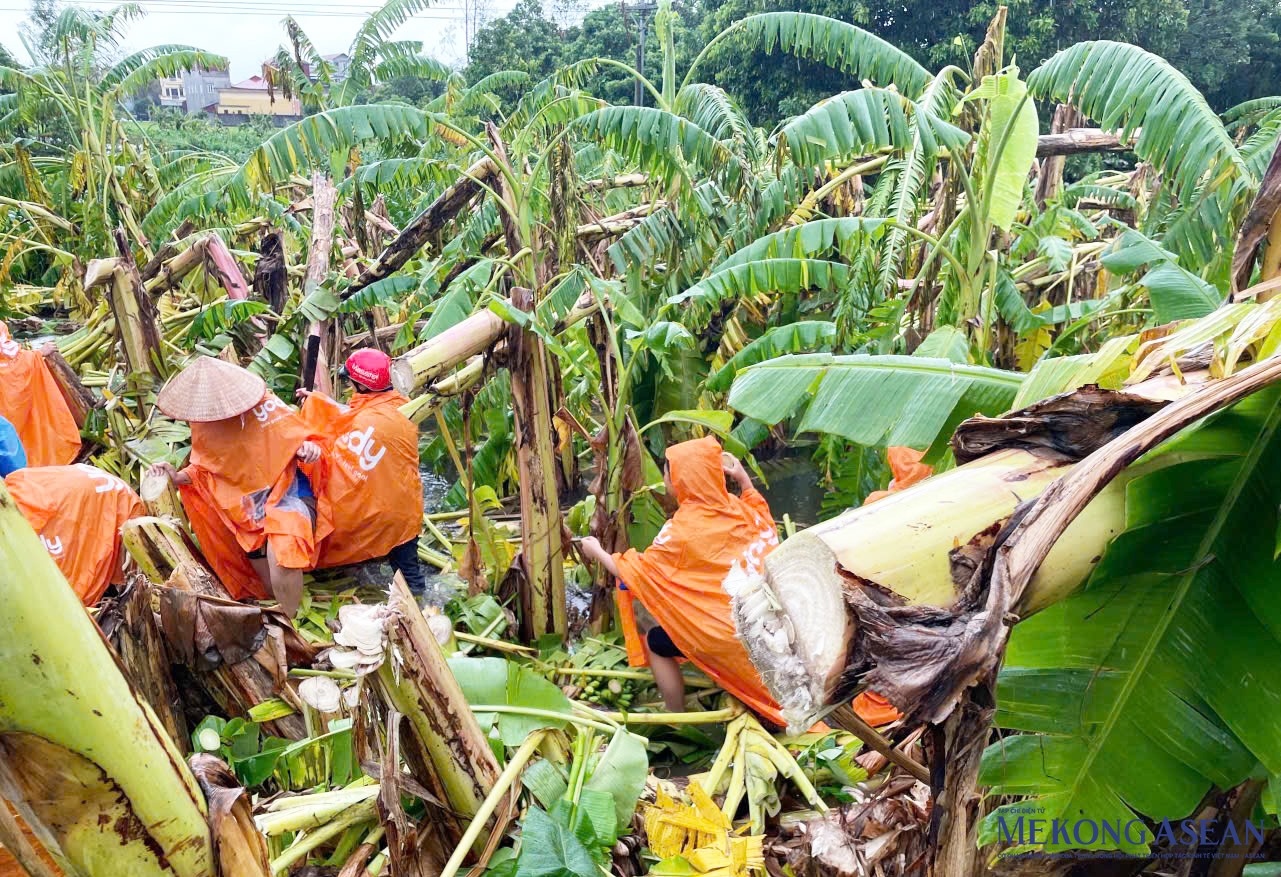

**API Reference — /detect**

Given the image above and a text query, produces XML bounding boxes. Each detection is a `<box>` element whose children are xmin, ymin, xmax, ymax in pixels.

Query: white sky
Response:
<box><xmin>1</xmin><ymin>0</ymin><xmax>610</xmax><ymax>81</ymax></box>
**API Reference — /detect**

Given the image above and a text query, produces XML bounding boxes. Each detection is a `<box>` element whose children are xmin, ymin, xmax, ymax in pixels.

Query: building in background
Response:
<box><xmin>182</xmin><ymin>66</ymin><xmax>232</xmax><ymax>115</ymax></box>
<box><xmin>321</xmin><ymin>52</ymin><xmax>351</xmax><ymax>81</ymax></box>
<box><xmin>157</xmin><ymin>76</ymin><xmax>185</xmax><ymax>108</ymax></box>
<box><xmin>215</xmin><ymin>75</ymin><xmax>303</xmax><ymax>124</ymax></box>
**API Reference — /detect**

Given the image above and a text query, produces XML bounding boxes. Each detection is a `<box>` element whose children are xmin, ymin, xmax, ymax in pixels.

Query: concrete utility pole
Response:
<box><xmin>629</xmin><ymin>0</ymin><xmax>658</xmax><ymax>107</ymax></box>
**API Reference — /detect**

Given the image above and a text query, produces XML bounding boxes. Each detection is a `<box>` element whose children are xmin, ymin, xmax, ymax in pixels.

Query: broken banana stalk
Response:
<box><xmin>372</xmin><ymin>575</ymin><xmax>504</xmax><ymax>852</ymax></box>
<box><xmin>727</xmin><ymin>382</ymin><xmax>1211</xmax><ymax>732</ymax></box>
<box><xmin>120</xmin><ymin>516</ymin><xmax>308</xmax><ymax>739</ymax></box>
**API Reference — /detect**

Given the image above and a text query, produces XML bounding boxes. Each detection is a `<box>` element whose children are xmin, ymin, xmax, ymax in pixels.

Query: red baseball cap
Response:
<box><xmin>344</xmin><ymin>348</ymin><xmax>392</xmax><ymax>391</ymax></box>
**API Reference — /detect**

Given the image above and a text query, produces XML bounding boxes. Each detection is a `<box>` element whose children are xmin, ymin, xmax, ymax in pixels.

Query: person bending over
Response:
<box><xmin>149</xmin><ymin>356</ymin><xmax>327</xmax><ymax>616</ymax></box>
<box><xmin>298</xmin><ymin>349</ymin><xmax>426</xmax><ymax>594</ymax></box>
<box><xmin>581</xmin><ymin>436</ymin><xmax>783</xmax><ymax>721</ymax></box>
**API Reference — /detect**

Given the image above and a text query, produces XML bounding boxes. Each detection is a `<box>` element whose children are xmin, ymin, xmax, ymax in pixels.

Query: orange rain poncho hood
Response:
<box><xmin>0</xmin><ymin>322</ymin><xmax>80</xmax><ymax>467</ymax></box>
<box><xmin>7</xmin><ymin>464</ymin><xmax>143</xmax><ymax>605</ymax></box>
<box><xmin>178</xmin><ymin>392</ymin><xmax>331</xmax><ymax>600</ymax></box>
<box><xmin>613</xmin><ymin>436</ymin><xmax>784</xmax><ymax>724</ymax></box>
<box><xmin>300</xmin><ymin>390</ymin><xmax>423</xmax><ymax>567</ymax></box>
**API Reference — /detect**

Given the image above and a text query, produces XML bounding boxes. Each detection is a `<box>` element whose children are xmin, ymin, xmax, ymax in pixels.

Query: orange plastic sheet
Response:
<box><xmin>0</xmin><ymin>322</ymin><xmax>80</xmax><ymax>467</ymax></box>
<box><xmin>7</xmin><ymin>464</ymin><xmax>143</xmax><ymax>605</ymax></box>
<box><xmin>300</xmin><ymin>390</ymin><xmax>423</xmax><ymax>567</ymax></box>
<box><xmin>854</xmin><ymin>446</ymin><xmax>937</xmax><ymax>727</ymax></box>
<box><xmin>612</xmin><ymin>437</ymin><xmax>786</xmax><ymax>725</ymax></box>
<box><xmin>178</xmin><ymin>392</ymin><xmax>330</xmax><ymax>600</ymax></box>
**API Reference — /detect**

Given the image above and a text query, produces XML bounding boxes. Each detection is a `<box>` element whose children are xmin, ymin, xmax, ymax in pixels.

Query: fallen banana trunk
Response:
<box><xmin>84</xmin><ymin>230</ymin><xmax>165</xmax><ymax>383</ymax></box>
<box><xmin>730</xmin><ymin>445</ymin><xmax>1125</xmax><ymax>731</ymax></box>
<box><xmin>369</xmin><ymin>576</ymin><xmax>505</xmax><ymax>858</ymax></box>
<box><xmin>120</xmin><ymin>516</ymin><xmax>308</xmax><ymax>739</ymax></box>
<box><xmin>927</xmin><ymin>353</ymin><xmax>1281</xmax><ymax>877</ymax></box>
<box><xmin>96</xmin><ymin>577</ymin><xmax>189</xmax><ymax>747</ymax></box>
<box><xmin>345</xmin><ymin>157</ymin><xmax>499</xmax><ymax>299</ymax></box>
<box><xmin>0</xmin><ymin>480</ymin><xmax>214</xmax><ymax>877</ymax></box>
<box><xmin>391</xmin><ymin>309</ymin><xmax>507</xmax><ymax>396</ymax></box>
<box><xmin>38</xmin><ymin>343</ymin><xmax>98</xmax><ymax>428</ymax></box>
<box><xmin>398</xmin><ymin>356</ymin><xmax>486</xmax><ymax>424</ymax></box>
<box><xmin>728</xmin><ymin>383</ymin><xmax>1204</xmax><ymax>732</ymax></box>
<box><xmin>143</xmin><ymin>233</ymin><xmax>250</xmax><ymax>298</ymax></box>
<box><xmin>575</xmin><ymin>201</ymin><xmax>667</xmax><ymax>242</ymax></box>
<box><xmin>391</xmin><ymin>294</ymin><xmax>598</xmax><ymax>397</ymax></box>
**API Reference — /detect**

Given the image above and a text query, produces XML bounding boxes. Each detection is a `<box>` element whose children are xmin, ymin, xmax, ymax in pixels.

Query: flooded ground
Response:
<box><xmin>756</xmin><ymin>453</ymin><xmax>825</xmax><ymax>528</ymax></box>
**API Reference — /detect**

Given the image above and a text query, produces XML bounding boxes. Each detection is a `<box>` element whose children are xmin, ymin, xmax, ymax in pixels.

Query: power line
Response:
<box><xmin>0</xmin><ymin>8</ymin><xmax>500</xmax><ymax>20</ymax></box>
<box><xmin>0</xmin><ymin>1</ymin><xmax>520</xmax><ymax>18</ymax></box>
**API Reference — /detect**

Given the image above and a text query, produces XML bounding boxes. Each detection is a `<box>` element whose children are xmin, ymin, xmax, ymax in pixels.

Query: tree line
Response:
<box><xmin>461</xmin><ymin>0</ymin><xmax>1281</xmax><ymax>119</ymax></box>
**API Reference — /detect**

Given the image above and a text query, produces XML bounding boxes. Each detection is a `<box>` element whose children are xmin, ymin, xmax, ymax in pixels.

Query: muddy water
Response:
<box><xmin>756</xmin><ymin>454</ymin><xmax>825</xmax><ymax>528</ymax></box>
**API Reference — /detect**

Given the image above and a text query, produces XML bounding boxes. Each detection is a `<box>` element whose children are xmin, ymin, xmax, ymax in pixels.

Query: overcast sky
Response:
<box><xmin>0</xmin><ymin>0</ymin><xmax>609</xmax><ymax>81</ymax></box>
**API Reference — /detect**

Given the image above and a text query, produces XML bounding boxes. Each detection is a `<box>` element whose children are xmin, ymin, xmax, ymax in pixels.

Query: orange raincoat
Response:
<box><xmin>613</xmin><ymin>437</ymin><xmax>785</xmax><ymax>724</ymax></box>
<box><xmin>0</xmin><ymin>322</ymin><xmax>80</xmax><ymax>467</ymax></box>
<box><xmin>178</xmin><ymin>392</ymin><xmax>331</xmax><ymax>600</ymax></box>
<box><xmin>852</xmin><ymin>446</ymin><xmax>936</xmax><ymax>726</ymax></box>
<box><xmin>300</xmin><ymin>390</ymin><xmax>423</xmax><ymax>567</ymax></box>
<box><xmin>7</xmin><ymin>464</ymin><xmax>143</xmax><ymax>605</ymax></box>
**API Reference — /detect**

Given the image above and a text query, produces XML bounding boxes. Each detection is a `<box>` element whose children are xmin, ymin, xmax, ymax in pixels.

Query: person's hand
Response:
<box><xmin>296</xmin><ymin>440</ymin><xmax>322</xmax><ymax>464</ymax></box>
<box><xmin>721</xmin><ymin>452</ymin><xmax>750</xmax><ymax>488</ymax></box>
<box><xmin>147</xmin><ymin>461</ymin><xmax>190</xmax><ymax>486</ymax></box>
<box><xmin>580</xmin><ymin>536</ymin><xmax>604</xmax><ymax>562</ymax></box>
<box><xmin>148</xmin><ymin>461</ymin><xmax>178</xmax><ymax>482</ymax></box>
<box><xmin>295</xmin><ymin>388</ymin><xmax>316</xmax><ymax>402</ymax></box>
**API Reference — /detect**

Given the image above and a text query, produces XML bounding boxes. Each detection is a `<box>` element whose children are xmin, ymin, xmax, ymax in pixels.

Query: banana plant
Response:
<box><xmin>0</xmin><ymin>3</ymin><xmax>226</xmax><ymax>285</ymax></box>
<box><xmin>265</xmin><ymin>0</ymin><xmax>451</xmax><ymax>113</ymax></box>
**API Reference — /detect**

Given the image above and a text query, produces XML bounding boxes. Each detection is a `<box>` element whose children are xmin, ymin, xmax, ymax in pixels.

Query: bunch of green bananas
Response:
<box><xmin>577</xmin><ymin>674</ymin><xmax>642</xmax><ymax>709</ymax></box>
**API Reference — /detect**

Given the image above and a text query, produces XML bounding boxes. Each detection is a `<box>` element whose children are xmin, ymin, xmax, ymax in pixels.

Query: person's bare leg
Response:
<box><xmin>248</xmin><ymin>555</ymin><xmax>271</xmax><ymax>589</ymax></box>
<box><xmin>266</xmin><ymin>542</ymin><xmax>304</xmax><ymax>618</ymax></box>
<box><xmin>648</xmin><ymin>653</ymin><xmax>686</xmax><ymax>712</ymax></box>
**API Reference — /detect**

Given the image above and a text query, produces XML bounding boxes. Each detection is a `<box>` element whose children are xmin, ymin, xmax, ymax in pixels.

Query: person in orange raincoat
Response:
<box><xmin>298</xmin><ymin>349</ymin><xmax>425</xmax><ymax>591</ymax></box>
<box><xmin>850</xmin><ymin>446</ymin><xmax>936</xmax><ymax>727</ymax></box>
<box><xmin>0</xmin><ymin>321</ymin><xmax>80</xmax><ymax>467</ymax></box>
<box><xmin>148</xmin><ymin>357</ymin><xmax>330</xmax><ymax>616</ymax></box>
<box><xmin>580</xmin><ymin>436</ymin><xmax>785</xmax><ymax>722</ymax></box>
<box><xmin>6</xmin><ymin>464</ymin><xmax>143</xmax><ymax>605</ymax></box>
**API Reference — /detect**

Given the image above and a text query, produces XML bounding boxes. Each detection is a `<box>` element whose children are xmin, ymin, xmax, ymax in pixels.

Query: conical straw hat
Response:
<box><xmin>156</xmin><ymin>356</ymin><xmax>267</xmax><ymax>422</ymax></box>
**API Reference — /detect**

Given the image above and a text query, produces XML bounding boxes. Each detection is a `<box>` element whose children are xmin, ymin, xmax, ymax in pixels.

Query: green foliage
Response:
<box><xmin>1101</xmin><ymin>229</ymin><xmax>1225</xmax><ymax>322</ymax></box>
<box><xmin>874</xmin><ymin>70</ymin><xmax>963</xmax><ymax>301</ymax></box>
<box><xmin>965</xmin><ymin>67</ymin><xmax>1039</xmax><ymax>232</ymax></box>
<box><xmin>811</xmin><ymin>436</ymin><xmax>889</xmax><ymax>520</ymax></box>
<box><xmin>448</xmin><ymin>655</ymin><xmax>574</xmax><ymax>746</ymax></box>
<box><xmin>706</xmin><ymin>321</ymin><xmax>837</xmax><ymax>392</ymax></box>
<box><xmin>982</xmin><ymin>389</ymin><xmax>1281</xmax><ymax>854</ymax></box>
<box><xmin>231</xmin><ymin>104</ymin><xmax>445</xmax><ymax>199</ymax></box>
<box><xmin>191</xmin><ymin>714</ymin><xmax>354</xmax><ymax>790</ymax></box>
<box><xmin>100</xmin><ymin>46</ymin><xmax>227</xmax><ymax>96</ymax></box>
<box><xmin>728</xmin><ymin>354</ymin><xmax>1023</xmax><ymax>456</ymax></box>
<box><xmin>702</xmin><ymin>11</ymin><xmax>933</xmax><ymax>97</ymax></box>
<box><xmin>669</xmin><ymin>259</ymin><xmax>852</xmax><ymax>316</ymax></box>
<box><xmin>512</xmin><ymin>806</ymin><xmax>602</xmax><ymax>877</ymax></box>
<box><xmin>576</xmin><ymin>105</ymin><xmax>740</xmax><ymax>188</ymax></box>
<box><xmin>186</xmin><ymin>299</ymin><xmax>270</xmax><ymax>341</ymax></box>
<box><xmin>778</xmin><ymin>87</ymin><xmax>969</xmax><ymax>170</ymax></box>
<box><xmin>1029</xmin><ymin>41</ymin><xmax>1244</xmax><ymax>203</ymax></box>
